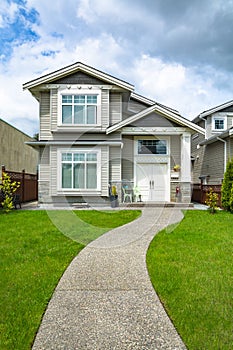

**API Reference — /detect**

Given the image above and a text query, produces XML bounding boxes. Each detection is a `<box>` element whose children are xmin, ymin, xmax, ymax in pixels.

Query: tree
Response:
<box><xmin>222</xmin><ymin>158</ymin><xmax>233</xmax><ymax>211</ymax></box>
<box><xmin>0</xmin><ymin>172</ymin><xmax>20</xmax><ymax>213</ymax></box>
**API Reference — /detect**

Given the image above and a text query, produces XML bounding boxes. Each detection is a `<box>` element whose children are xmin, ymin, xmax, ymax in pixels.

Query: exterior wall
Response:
<box><xmin>0</xmin><ymin>119</ymin><xmax>38</xmax><ymax>173</ymax></box>
<box><xmin>202</xmin><ymin>141</ymin><xmax>224</xmax><ymax>184</ymax></box>
<box><xmin>40</xmin><ymin>91</ymin><xmax>51</xmax><ymax>140</ymax></box>
<box><xmin>129</xmin><ymin>112</ymin><xmax>180</xmax><ymax>128</ymax></box>
<box><xmin>38</xmin><ymin>146</ymin><xmax>50</xmax><ymax>203</ymax></box>
<box><xmin>191</xmin><ymin>132</ymin><xmax>205</xmax><ymax>183</ymax></box>
<box><xmin>170</xmin><ymin>135</ymin><xmax>181</xmax><ymax>169</ymax></box>
<box><xmin>122</xmin><ymin>136</ymin><xmax>134</xmax><ymax>181</ymax></box>
<box><xmin>109</xmin><ymin>92</ymin><xmax>122</xmax><ymax>125</ymax></box>
<box><xmin>52</xmin><ymin>71</ymin><xmax>109</xmax><ymax>85</ymax></box>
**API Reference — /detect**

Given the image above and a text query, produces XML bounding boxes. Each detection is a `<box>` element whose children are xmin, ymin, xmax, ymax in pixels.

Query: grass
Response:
<box><xmin>0</xmin><ymin>209</ymin><xmax>140</xmax><ymax>350</ymax></box>
<box><xmin>147</xmin><ymin>210</ymin><xmax>233</xmax><ymax>350</ymax></box>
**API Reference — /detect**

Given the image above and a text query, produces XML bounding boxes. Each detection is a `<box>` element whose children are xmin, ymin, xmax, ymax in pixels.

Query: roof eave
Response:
<box><xmin>107</xmin><ymin>104</ymin><xmax>205</xmax><ymax>135</ymax></box>
<box><xmin>23</xmin><ymin>62</ymin><xmax>134</xmax><ymax>92</ymax></box>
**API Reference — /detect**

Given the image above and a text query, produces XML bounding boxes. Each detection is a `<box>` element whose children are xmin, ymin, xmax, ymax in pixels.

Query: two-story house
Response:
<box><xmin>192</xmin><ymin>100</ymin><xmax>233</xmax><ymax>185</ymax></box>
<box><xmin>23</xmin><ymin>61</ymin><xmax>204</xmax><ymax>206</ymax></box>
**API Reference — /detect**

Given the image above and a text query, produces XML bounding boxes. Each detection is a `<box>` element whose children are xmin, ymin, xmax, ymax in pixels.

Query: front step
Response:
<box><xmin>120</xmin><ymin>202</ymin><xmax>194</xmax><ymax>208</ymax></box>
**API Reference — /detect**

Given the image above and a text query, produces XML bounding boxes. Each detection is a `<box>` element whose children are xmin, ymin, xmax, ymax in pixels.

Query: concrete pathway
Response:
<box><xmin>33</xmin><ymin>208</ymin><xmax>187</xmax><ymax>350</ymax></box>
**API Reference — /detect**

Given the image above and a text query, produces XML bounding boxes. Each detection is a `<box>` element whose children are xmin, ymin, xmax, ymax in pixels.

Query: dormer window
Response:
<box><xmin>212</xmin><ymin>115</ymin><xmax>227</xmax><ymax>131</ymax></box>
<box><xmin>62</xmin><ymin>94</ymin><xmax>98</xmax><ymax>125</ymax></box>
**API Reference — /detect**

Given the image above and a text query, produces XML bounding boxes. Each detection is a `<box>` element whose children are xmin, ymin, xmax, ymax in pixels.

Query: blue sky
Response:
<box><xmin>1</xmin><ymin>0</ymin><xmax>233</xmax><ymax>136</ymax></box>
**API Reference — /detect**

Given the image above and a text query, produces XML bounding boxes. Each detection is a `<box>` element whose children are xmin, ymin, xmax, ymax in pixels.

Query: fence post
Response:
<box><xmin>22</xmin><ymin>169</ymin><xmax>25</xmax><ymax>203</ymax></box>
<box><xmin>2</xmin><ymin>165</ymin><xmax>5</xmax><ymax>178</ymax></box>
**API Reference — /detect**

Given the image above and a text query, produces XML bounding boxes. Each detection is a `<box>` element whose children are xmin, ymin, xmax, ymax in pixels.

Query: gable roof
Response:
<box><xmin>106</xmin><ymin>104</ymin><xmax>205</xmax><ymax>135</ymax></box>
<box><xmin>23</xmin><ymin>61</ymin><xmax>135</xmax><ymax>92</ymax></box>
<box><xmin>193</xmin><ymin>100</ymin><xmax>233</xmax><ymax>122</ymax></box>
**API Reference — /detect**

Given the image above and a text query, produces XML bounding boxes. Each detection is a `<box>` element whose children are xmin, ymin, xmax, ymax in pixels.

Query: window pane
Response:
<box><xmin>74</xmin><ymin>164</ymin><xmax>85</xmax><ymax>188</ymax></box>
<box><xmin>62</xmin><ymin>106</ymin><xmax>72</xmax><ymax>123</ymax></box>
<box><xmin>87</xmin><ymin>95</ymin><xmax>97</xmax><ymax>103</ymax></box>
<box><xmin>86</xmin><ymin>153</ymin><xmax>97</xmax><ymax>161</ymax></box>
<box><xmin>215</xmin><ymin>119</ymin><xmax>224</xmax><ymax>129</ymax></box>
<box><xmin>62</xmin><ymin>95</ymin><xmax>72</xmax><ymax>103</ymax></box>
<box><xmin>62</xmin><ymin>164</ymin><xmax>72</xmax><ymax>188</ymax></box>
<box><xmin>74</xmin><ymin>105</ymin><xmax>85</xmax><ymax>124</ymax></box>
<box><xmin>74</xmin><ymin>153</ymin><xmax>85</xmax><ymax>161</ymax></box>
<box><xmin>87</xmin><ymin>105</ymin><xmax>96</xmax><ymax>124</ymax></box>
<box><xmin>138</xmin><ymin>140</ymin><xmax>167</xmax><ymax>154</ymax></box>
<box><xmin>74</xmin><ymin>95</ymin><xmax>85</xmax><ymax>103</ymax></box>
<box><xmin>86</xmin><ymin>164</ymin><xmax>97</xmax><ymax>189</ymax></box>
<box><xmin>62</xmin><ymin>153</ymin><xmax>72</xmax><ymax>161</ymax></box>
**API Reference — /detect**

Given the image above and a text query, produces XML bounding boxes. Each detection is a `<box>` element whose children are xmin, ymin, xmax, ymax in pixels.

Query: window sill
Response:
<box><xmin>54</xmin><ymin>125</ymin><xmax>103</xmax><ymax>132</ymax></box>
<box><xmin>57</xmin><ymin>190</ymin><xmax>101</xmax><ymax>196</ymax></box>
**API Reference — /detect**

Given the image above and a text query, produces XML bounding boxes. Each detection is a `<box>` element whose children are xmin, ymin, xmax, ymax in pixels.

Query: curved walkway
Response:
<box><xmin>33</xmin><ymin>208</ymin><xmax>187</xmax><ymax>350</ymax></box>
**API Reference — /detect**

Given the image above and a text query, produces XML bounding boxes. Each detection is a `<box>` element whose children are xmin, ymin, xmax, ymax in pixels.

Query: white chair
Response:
<box><xmin>133</xmin><ymin>186</ymin><xmax>141</xmax><ymax>202</ymax></box>
<box><xmin>122</xmin><ymin>186</ymin><xmax>132</xmax><ymax>203</ymax></box>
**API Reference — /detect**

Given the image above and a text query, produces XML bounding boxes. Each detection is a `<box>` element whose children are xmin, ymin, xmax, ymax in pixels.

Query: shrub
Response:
<box><xmin>205</xmin><ymin>188</ymin><xmax>219</xmax><ymax>214</ymax></box>
<box><xmin>0</xmin><ymin>172</ymin><xmax>20</xmax><ymax>213</ymax></box>
<box><xmin>221</xmin><ymin>158</ymin><xmax>233</xmax><ymax>211</ymax></box>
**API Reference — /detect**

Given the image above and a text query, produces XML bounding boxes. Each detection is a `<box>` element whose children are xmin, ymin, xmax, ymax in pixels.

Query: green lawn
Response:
<box><xmin>147</xmin><ymin>210</ymin><xmax>233</xmax><ymax>350</ymax></box>
<box><xmin>0</xmin><ymin>209</ymin><xmax>140</xmax><ymax>350</ymax></box>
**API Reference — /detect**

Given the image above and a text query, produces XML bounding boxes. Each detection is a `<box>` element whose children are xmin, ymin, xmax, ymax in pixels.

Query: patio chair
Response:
<box><xmin>122</xmin><ymin>186</ymin><xmax>132</xmax><ymax>203</ymax></box>
<box><xmin>13</xmin><ymin>194</ymin><xmax>21</xmax><ymax>209</ymax></box>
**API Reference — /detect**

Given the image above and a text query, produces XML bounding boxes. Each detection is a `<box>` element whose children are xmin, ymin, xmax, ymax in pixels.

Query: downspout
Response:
<box><xmin>217</xmin><ymin>137</ymin><xmax>227</xmax><ymax>172</ymax></box>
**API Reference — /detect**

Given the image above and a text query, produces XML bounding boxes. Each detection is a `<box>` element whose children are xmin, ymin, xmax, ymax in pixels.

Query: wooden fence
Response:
<box><xmin>192</xmin><ymin>183</ymin><xmax>222</xmax><ymax>207</ymax></box>
<box><xmin>1</xmin><ymin>166</ymin><xmax>38</xmax><ymax>203</ymax></box>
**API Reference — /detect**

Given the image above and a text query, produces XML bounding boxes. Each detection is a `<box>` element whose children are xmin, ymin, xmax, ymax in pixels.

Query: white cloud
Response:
<box><xmin>129</xmin><ymin>54</ymin><xmax>233</xmax><ymax>118</ymax></box>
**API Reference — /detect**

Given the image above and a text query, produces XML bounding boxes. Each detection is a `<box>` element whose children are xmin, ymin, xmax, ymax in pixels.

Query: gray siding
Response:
<box><xmin>122</xmin><ymin>136</ymin><xmax>134</xmax><ymax>181</ymax></box>
<box><xmin>101</xmin><ymin>89</ymin><xmax>109</xmax><ymax>129</ymax></box>
<box><xmin>206</xmin><ymin>115</ymin><xmax>212</xmax><ymax>139</ymax></box>
<box><xmin>191</xmin><ymin>133</ymin><xmax>205</xmax><ymax>183</ymax></box>
<box><xmin>39</xmin><ymin>146</ymin><xmax>50</xmax><ymax>181</ymax></box>
<box><xmin>129</xmin><ymin>112</ymin><xmax>181</xmax><ymax>128</ymax></box>
<box><xmin>109</xmin><ymin>146</ymin><xmax>121</xmax><ymax>182</ymax></box>
<box><xmin>40</xmin><ymin>91</ymin><xmax>51</xmax><ymax>140</ymax></box>
<box><xmin>50</xmin><ymin>146</ymin><xmax>57</xmax><ymax>196</ymax></box>
<box><xmin>109</xmin><ymin>92</ymin><xmax>122</xmax><ymax>125</ymax></box>
<box><xmin>202</xmin><ymin>141</ymin><xmax>224</xmax><ymax>183</ymax></box>
<box><xmin>52</xmin><ymin>71</ymin><xmax>109</xmax><ymax>85</ymax></box>
<box><xmin>170</xmin><ymin>135</ymin><xmax>181</xmax><ymax>169</ymax></box>
<box><xmin>101</xmin><ymin>146</ymin><xmax>109</xmax><ymax>196</ymax></box>
<box><xmin>51</xmin><ymin>89</ymin><xmax>58</xmax><ymax>131</ymax></box>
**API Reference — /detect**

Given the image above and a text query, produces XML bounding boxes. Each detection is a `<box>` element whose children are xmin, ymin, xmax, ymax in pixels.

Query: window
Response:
<box><xmin>61</xmin><ymin>152</ymin><xmax>98</xmax><ymax>189</ymax></box>
<box><xmin>138</xmin><ymin>140</ymin><xmax>167</xmax><ymax>155</ymax></box>
<box><xmin>212</xmin><ymin>116</ymin><xmax>226</xmax><ymax>131</ymax></box>
<box><xmin>62</xmin><ymin>94</ymin><xmax>98</xmax><ymax>124</ymax></box>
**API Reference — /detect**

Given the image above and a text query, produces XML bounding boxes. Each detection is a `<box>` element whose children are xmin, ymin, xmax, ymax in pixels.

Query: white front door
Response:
<box><xmin>136</xmin><ymin>163</ymin><xmax>169</xmax><ymax>202</ymax></box>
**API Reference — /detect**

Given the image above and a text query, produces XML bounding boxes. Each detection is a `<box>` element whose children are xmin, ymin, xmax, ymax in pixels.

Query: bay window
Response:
<box><xmin>61</xmin><ymin>151</ymin><xmax>98</xmax><ymax>189</ymax></box>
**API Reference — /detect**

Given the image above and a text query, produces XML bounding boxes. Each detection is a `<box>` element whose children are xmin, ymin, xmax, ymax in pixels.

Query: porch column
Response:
<box><xmin>180</xmin><ymin>132</ymin><xmax>191</xmax><ymax>182</ymax></box>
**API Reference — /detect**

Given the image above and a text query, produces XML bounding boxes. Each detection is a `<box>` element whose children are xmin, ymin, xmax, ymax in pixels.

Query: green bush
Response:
<box><xmin>205</xmin><ymin>188</ymin><xmax>219</xmax><ymax>214</ymax></box>
<box><xmin>0</xmin><ymin>172</ymin><xmax>20</xmax><ymax>213</ymax></box>
<box><xmin>221</xmin><ymin>158</ymin><xmax>233</xmax><ymax>211</ymax></box>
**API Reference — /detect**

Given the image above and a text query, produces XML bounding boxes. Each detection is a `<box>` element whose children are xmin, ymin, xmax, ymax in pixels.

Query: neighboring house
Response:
<box><xmin>0</xmin><ymin>118</ymin><xmax>38</xmax><ymax>174</ymax></box>
<box><xmin>23</xmin><ymin>61</ymin><xmax>204</xmax><ymax>205</ymax></box>
<box><xmin>192</xmin><ymin>100</ymin><xmax>233</xmax><ymax>185</ymax></box>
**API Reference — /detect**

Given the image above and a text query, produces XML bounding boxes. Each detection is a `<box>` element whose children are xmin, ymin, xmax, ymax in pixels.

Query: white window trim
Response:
<box><xmin>57</xmin><ymin>148</ymin><xmax>101</xmax><ymax>193</ymax></box>
<box><xmin>212</xmin><ymin>114</ymin><xmax>227</xmax><ymax>131</ymax></box>
<box><xmin>57</xmin><ymin>87</ymin><xmax>101</xmax><ymax>127</ymax></box>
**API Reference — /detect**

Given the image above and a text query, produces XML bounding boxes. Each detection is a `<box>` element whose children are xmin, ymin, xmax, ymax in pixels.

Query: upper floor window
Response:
<box><xmin>212</xmin><ymin>115</ymin><xmax>227</xmax><ymax>131</ymax></box>
<box><xmin>62</xmin><ymin>94</ymin><xmax>98</xmax><ymax>125</ymax></box>
<box><xmin>138</xmin><ymin>139</ymin><xmax>167</xmax><ymax>155</ymax></box>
